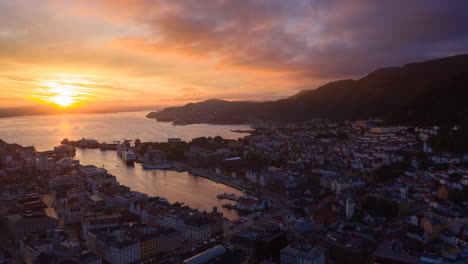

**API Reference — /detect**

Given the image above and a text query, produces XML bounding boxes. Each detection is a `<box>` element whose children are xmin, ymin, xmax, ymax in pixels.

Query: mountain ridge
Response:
<box><xmin>147</xmin><ymin>54</ymin><xmax>468</xmax><ymax>125</ymax></box>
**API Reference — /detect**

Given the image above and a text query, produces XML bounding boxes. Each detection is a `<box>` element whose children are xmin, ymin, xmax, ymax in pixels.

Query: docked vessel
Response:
<box><xmin>142</xmin><ymin>163</ymin><xmax>173</xmax><ymax>170</ymax></box>
<box><xmin>117</xmin><ymin>140</ymin><xmax>135</xmax><ymax>165</ymax></box>
<box><xmin>123</xmin><ymin>150</ymin><xmax>136</xmax><ymax>163</ymax></box>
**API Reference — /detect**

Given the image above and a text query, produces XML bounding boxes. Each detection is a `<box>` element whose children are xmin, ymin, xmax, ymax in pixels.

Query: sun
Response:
<box><xmin>31</xmin><ymin>75</ymin><xmax>95</xmax><ymax>108</ymax></box>
<box><xmin>50</xmin><ymin>95</ymin><xmax>74</xmax><ymax>107</ymax></box>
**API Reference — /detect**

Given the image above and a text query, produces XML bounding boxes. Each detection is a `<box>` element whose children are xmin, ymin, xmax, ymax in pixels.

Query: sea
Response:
<box><xmin>0</xmin><ymin>111</ymin><xmax>252</xmax><ymax>220</ymax></box>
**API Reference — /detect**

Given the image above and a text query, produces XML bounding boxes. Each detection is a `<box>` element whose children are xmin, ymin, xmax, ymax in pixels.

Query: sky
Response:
<box><xmin>1</xmin><ymin>0</ymin><xmax>467</xmax><ymax>110</ymax></box>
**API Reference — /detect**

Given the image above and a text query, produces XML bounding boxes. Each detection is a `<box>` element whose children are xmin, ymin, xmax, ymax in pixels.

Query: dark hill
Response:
<box><xmin>147</xmin><ymin>54</ymin><xmax>468</xmax><ymax>125</ymax></box>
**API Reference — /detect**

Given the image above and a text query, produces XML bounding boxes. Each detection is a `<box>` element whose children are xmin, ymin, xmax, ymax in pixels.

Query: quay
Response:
<box><xmin>216</xmin><ymin>193</ymin><xmax>239</xmax><ymax>201</ymax></box>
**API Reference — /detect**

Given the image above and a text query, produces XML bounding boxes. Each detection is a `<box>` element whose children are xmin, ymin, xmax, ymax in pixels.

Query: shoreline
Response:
<box><xmin>76</xmin><ymin>146</ymin><xmax>248</xmax><ymax>194</ymax></box>
<box><xmin>0</xmin><ymin>109</ymin><xmax>157</xmax><ymax>120</ymax></box>
<box><xmin>188</xmin><ymin>168</ymin><xmax>246</xmax><ymax>193</ymax></box>
<box><xmin>73</xmin><ymin>146</ymin><xmax>249</xmax><ymax>199</ymax></box>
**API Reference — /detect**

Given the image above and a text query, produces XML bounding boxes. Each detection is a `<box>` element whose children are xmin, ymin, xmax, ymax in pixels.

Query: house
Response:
<box><xmin>420</xmin><ymin>217</ymin><xmax>449</xmax><ymax>240</ymax></box>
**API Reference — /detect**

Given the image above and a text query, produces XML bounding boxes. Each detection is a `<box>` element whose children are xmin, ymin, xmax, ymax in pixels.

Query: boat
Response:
<box><xmin>142</xmin><ymin>164</ymin><xmax>173</xmax><ymax>170</ymax></box>
<box><xmin>222</xmin><ymin>203</ymin><xmax>234</xmax><ymax>209</ymax></box>
<box><xmin>123</xmin><ymin>150</ymin><xmax>136</xmax><ymax>162</ymax></box>
<box><xmin>230</xmin><ymin>129</ymin><xmax>254</xmax><ymax>133</ymax></box>
<box><xmin>117</xmin><ymin>140</ymin><xmax>132</xmax><ymax>158</ymax></box>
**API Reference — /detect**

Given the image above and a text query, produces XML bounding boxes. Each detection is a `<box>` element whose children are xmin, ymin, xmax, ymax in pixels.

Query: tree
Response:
<box><xmin>135</xmin><ymin>138</ymin><xmax>141</xmax><ymax>145</ymax></box>
<box><xmin>373</xmin><ymin>161</ymin><xmax>408</xmax><ymax>182</ymax></box>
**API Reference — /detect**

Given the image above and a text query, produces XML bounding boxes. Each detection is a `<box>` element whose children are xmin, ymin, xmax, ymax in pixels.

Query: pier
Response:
<box><xmin>216</xmin><ymin>193</ymin><xmax>239</xmax><ymax>201</ymax></box>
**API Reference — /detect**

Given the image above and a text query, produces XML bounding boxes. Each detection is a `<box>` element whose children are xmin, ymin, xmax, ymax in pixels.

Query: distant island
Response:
<box><xmin>147</xmin><ymin>54</ymin><xmax>468</xmax><ymax>126</ymax></box>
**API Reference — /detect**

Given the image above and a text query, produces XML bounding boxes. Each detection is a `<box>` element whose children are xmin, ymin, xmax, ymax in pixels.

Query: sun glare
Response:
<box><xmin>32</xmin><ymin>75</ymin><xmax>95</xmax><ymax>108</ymax></box>
<box><xmin>50</xmin><ymin>95</ymin><xmax>74</xmax><ymax>107</ymax></box>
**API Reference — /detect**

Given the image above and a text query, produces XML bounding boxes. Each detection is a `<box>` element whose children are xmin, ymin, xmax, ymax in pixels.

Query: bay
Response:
<box><xmin>0</xmin><ymin>111</ymin><xmax>250</xmax><ymax>151</ymax></box>
<box><xmin>0</xmin><ymin>111</ymin><xmax>251</xmax><ymax>220</ymax></box>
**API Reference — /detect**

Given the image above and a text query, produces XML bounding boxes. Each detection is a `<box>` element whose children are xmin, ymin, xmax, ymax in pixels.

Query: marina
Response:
<box><xmin>75</xmin><ymin>148</ymin><xmax>246</xmax><ymax>220</ymax></box>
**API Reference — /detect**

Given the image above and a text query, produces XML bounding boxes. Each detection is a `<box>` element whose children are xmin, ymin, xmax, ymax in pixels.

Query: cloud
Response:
<box><xmin>1</xmin><ymin>0</ymin><xmax>468</xmax><ymax>107</ymax></box>
<box><xmin>73</xmin><ymin>0</ymin><xmax>468</xmax><ymax>81</ymax></box>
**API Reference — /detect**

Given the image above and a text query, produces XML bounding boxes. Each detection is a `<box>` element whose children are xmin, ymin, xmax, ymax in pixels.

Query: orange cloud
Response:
<box><xmin>1</xmin><ymin>0</ymin><xmax>467</xmax><ymax>110</ymax></box>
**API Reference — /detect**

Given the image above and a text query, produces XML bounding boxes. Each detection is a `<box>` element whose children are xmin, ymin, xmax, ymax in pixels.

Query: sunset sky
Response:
<box><xmin>1</xmin><ymin>0</ymin><xmax>467</xmax><ymax>110</ymax></box>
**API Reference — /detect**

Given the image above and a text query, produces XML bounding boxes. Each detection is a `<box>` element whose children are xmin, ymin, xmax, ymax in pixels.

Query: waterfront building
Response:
<box><xmin>114</xmin><ymin>191</ymin><xmax>148</xmax><ymax>208</ymax></box>
<box><xmin>236</xmin><ymin>196</ymin><xmax>265</xmax><ymax>212</ymax></box>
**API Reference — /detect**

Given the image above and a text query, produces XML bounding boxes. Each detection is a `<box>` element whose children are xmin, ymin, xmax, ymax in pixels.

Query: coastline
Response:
<box><xmin>188</xmin><ymin>168</ymin><xmax>246</xmax><ymax>193</ymax></box>
<box><xmin>74</xmin><ymin>145</ymin><xmax>247</xmax><ymax>194</ymax></box>
<box><xmin>0</xmin><ymin>109</ymin><xmax>156</xmax><ymax>120</ymax></box>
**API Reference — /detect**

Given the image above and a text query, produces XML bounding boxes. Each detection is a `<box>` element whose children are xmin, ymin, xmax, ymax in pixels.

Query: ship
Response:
<box><xmin>117</xmin><ymin>140</ymin><xmax>135</xmax><ymax>165</ymax></box>
<box><xmin>222</xmin><ymin>203</ymin><xmax>235</xmax><ymax>209</ymax></box>
<box><xmin>123</xmin><ymin>150</ymin><xmax>136</xmax><ymax>164</ymax></box>
<box><xmin>142</xmin><ymin>163</ymin><xmax>173</xmax><ymax>170</ymax></box>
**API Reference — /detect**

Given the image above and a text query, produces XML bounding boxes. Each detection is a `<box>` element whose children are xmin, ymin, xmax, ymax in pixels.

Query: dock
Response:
<box><xmin>216</xmin><ymin>193</ymin><xmax>239</xmax><ymax>201</ymax></box>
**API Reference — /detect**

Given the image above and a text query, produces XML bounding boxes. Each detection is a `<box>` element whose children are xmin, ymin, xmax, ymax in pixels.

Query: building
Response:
<box><xmin>86</xmin><ymin>224</ymin><xmax>181</xmax><ymax>264</ymax></box>
<box><xmin>82</xmin><ymin>215</ymin><xmax>121</xmax><ymax>240</ymax></box>
<box><xmin>208</xmin><ymin>207</ymin><xmax>224</xmax><ymax>239</ymax></box>
<box><xmin>183</xmin><ymin>245</ymin><xmax>227</xmax><ymax>264</ymax></box>
<box><xmin>36</xmin><ymin>155</ymin><xmax>54</xmax><ymax>172</ymax></box>
<box><xmin>281</xmin><ymin>244</ymin><xmax>326</xmax><ymax>264</ymax></box>
<box><xmin>139</xmin><ymin>233</ymin><xmax>160</xmax><ymax>259</ymax></box>
<box><xmin>437</xmin><ymin>185</ymin><xmax>449</xmax><ymax>200</ymax></box>
<box><xmin>5</xmin><ymin>196</ymin><xmax>59</xmax><ymax>242</ymax></box>
<box><xmin>65</xmin><ymin>197</ymin><xmax>85</xmax><ymax>224</ymax></box>
<box><xmin>183</xmin><ymin>214</ymin><xmax>212</xmax><ymax>242</ymax></box>
<box><xmin>236</xmin><ymin>196</ymin><xmax>265</xmax><ymax>212</ymax></box>
<box><xmin>158</xmin><ymin>227</ymin><xmax>185</xmax><ymax>253</ymax></box>
<box><xmin>7</xmin><ymin>208</ymin><xmax>59</xmax><ymax>242</ymax></box>
<box><xmin>420</xmin><ymin>217</ymin><xmax>449</xmax><ymax>240</ymax></box>
<box><xmin>345</xmin><ymin>198</ymin><xmax>355</xmax><ymax>220</ymax></box>
<box><xmin>372</xmin><ymin>240</ymin><xmax>423</xmax><ymax>264</ymax></box>
<box><xmin>230</xmin><ymin>223</ymin><xmax>287</xmax><ymax>262</ymax></box>
<box><xmin>87</xmin><ymin>227</ymin><xmax>141</xmax><ymax>264</ymax></box>
<box><xmin>21</xmin><ymin>238</ymin><xmax>54</xmax><ymax>264</ymax></box>
<box><xmin>114</xmin><ymin>191</ymin><xmax>148</xmax><ymax>208</ymax></box>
